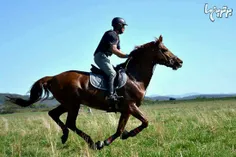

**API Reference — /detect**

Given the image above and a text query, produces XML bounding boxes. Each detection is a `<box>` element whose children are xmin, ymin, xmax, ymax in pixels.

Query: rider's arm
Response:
<box><xmin>110</xmin><ymin>45</ymin><xmax>129</xmax><ymax>58</ymax></box>
<box><xmin>106</xmin><ymin>31</ymin><xmax>129</xmax><ymax>58</ymax></box>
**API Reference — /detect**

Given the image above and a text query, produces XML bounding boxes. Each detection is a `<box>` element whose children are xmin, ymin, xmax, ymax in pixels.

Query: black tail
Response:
<box><xmin>6</xmin><ymin>76</ymin><xmax>53</xmax><ymax>107</ymax></box>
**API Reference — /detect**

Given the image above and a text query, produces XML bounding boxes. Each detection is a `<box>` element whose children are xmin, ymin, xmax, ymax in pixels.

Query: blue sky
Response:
<box><xmin>0</xmin><ymin>0</ymin><xmax>235</xmax><ymax>96</ymax></box>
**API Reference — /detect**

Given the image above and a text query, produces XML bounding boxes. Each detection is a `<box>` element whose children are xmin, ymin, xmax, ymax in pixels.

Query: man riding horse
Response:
<box><xmin>93</xmin><ymin>17</ymin><xmax>130</xmax><ymax>103</ymax></box>
<box><xmin>7</xmin><ymin>17</ymin><xmax>183</xmax><ymax>150</ymax></box>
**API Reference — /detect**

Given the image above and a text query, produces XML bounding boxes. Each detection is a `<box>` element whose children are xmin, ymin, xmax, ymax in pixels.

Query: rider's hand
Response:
<box><xmin>125</xmin><ymin>54</ymin><xmax>129</xmax><ymax>58</ymax></box>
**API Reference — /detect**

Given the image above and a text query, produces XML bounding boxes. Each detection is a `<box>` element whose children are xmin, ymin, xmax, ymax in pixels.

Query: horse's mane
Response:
<box><xmin>130</xmin><ymin>41</ymin><xmax>155</xmax><ymax>57</ymax></box>
<box><xmin>117</xmin><ymin>40</ymin><xmax>156</xmax><ymax>69</ymax></box>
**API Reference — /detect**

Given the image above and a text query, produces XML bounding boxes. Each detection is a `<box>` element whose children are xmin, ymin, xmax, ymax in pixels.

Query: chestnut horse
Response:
<box><xmin>7</xmin><ymin>35</ymin><xmax>183</xmax><ymax>150</ymax></box>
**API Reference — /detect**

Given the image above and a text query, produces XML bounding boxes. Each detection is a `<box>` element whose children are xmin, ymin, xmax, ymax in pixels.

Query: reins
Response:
<box><xmin>124</xmin><ymin>56</ymin><xmax>132</xmax><ymax>71</ymax></box>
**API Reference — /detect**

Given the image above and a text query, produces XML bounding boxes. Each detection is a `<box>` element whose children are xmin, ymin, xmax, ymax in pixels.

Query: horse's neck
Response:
<box><xmin>127</xmin><ymin>58</ymin><xmax>155</xmax><ymax>89</ymax></box>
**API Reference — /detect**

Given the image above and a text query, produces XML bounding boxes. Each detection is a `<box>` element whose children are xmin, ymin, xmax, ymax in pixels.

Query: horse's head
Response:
<box><xmin>152</xmin><ymin>35</ymin><xmax>183</xmax><ymax>70</ymax></box>
<box><xmin>128</xmin><ymin>35</ymin><xmax>183</xmax><ymax>70</ymax></box>
<box><xmin>120</xmin><ymin>36</ymin><xmax>183</xmax><ymax>72</ymax></box>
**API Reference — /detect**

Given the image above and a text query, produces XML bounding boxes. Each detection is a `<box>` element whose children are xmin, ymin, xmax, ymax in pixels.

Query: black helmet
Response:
<box><xmin>112</xmin><ymin>17</ymin><xmax>128</xmax><ymax>28</ymax></box>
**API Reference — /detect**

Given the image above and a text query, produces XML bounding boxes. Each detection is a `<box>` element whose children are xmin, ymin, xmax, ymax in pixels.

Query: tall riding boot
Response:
<box><xmin>107</xmin><ymin>76</ymin><xmax>118</xmax><ymax>102</ymax></box>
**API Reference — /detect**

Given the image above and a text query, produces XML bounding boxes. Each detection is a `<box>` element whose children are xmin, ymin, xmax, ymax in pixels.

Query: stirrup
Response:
<box><xmin>106</xmin><ymin>94</ymin><xmax>119</xmax><ymax>102</ymax></box>
<box><xmin>113</xmin><ymin>93</ymin><xmax>124</xmax><ymax>100</ymax></box>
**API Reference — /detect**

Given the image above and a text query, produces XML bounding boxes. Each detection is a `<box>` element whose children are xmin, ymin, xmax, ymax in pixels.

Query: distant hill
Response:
<box><xmin>145</xmin><ymin>93</ymin><xmax>236</xmax><ymax>101</ymax></box>
<box><xmin>1</xmin><ymin>93</ymin><xmax>235</xmax><ymax>107</ymax></box>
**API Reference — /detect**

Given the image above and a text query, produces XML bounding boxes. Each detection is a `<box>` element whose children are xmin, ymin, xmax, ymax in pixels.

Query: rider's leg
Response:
<box><xmin>94</xmin><ymin>52</ymin><xmax>117</xmax><ymax>101</ymax></box>
<box><xmin>107</xmin><ymin>69</ymin><xmax>117</xmax><ymax>100</ymax></box>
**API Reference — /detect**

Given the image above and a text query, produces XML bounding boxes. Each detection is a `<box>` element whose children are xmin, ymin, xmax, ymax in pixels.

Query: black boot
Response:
<box><xmin>106</xmin><ymin>76</ymin><xmax>119</xmax><ymax>110</ymax></box>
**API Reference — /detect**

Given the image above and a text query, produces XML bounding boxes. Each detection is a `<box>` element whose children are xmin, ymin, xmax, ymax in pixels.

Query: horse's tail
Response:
<box><xmin>6</xmin><ymin>76</ymin><xmax>53</xmax><ymax>107</ymax></box>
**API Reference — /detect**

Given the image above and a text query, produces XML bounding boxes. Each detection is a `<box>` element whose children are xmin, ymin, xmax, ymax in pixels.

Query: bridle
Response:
<box><xmin>157</xmin><ymin>45</ymin><xmax>177</xmax><ymax>66</ymax></box>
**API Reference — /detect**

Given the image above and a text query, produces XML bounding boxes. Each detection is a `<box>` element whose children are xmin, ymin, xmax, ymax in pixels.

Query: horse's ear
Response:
<box><xmin>159</xmin><ymin>35</ymin><xmax>163</xmax><ymax>42</ymax></box>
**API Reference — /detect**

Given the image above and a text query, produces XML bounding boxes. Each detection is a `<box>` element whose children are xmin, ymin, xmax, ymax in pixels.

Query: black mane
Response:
<box><xmin>116</xmin><ymin>41</ymin><xmax>156</xmax><ymax>69</ymax></box>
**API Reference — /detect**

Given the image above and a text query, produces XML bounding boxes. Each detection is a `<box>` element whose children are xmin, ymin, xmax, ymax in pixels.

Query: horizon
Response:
<box><xmin>147</xmin><ymin>92</ymin><xmax>236</xmax><ymax>97</ymax></box>
<box><xmin>0</xmin><ymin>1</ymin><xmax>236</xmax><ymax>96</ymax></box>
<box><xmin>1</xmin><ymin>92</ymin><xmax>236</xmax><ymax>98</ymax></box>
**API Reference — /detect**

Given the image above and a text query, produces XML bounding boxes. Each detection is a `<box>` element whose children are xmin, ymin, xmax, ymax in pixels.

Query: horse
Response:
<box><xmin>7</xmin><ymin>35</ymin><xmax>183</xmax><ymax>150</ymax></box>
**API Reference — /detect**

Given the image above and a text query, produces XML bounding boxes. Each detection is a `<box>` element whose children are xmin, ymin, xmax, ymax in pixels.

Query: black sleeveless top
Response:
<box><xmin>94</xmin><ymin>30</ymin><xmax>120</xmax><ymax>56</ymax></box>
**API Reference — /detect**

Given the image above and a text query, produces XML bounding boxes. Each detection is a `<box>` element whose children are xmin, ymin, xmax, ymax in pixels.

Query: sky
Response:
<box><xmin>0</xmin><ymin>0</ymin><xmax>235</xmax><ymax>96</ymax></box>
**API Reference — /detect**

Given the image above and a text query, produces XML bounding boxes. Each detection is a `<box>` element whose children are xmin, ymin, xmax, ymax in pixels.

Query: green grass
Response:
<box><xmin>0</xmin><ymin>99</ymin><xmax>236</xmax><ymax>157</ymax></box>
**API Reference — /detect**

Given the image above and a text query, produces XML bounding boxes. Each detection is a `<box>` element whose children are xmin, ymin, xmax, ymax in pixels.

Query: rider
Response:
<box><xmin>94</xmin><ymin>17</ymin><xmax>129</xmax><ymax>102</ymax></box>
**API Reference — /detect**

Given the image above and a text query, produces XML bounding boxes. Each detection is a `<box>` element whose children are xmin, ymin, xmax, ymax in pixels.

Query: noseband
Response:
<box><xmin>158</xmin><ymin>49</ymin><xmax>177</xmax><ymax>65</ymax></box>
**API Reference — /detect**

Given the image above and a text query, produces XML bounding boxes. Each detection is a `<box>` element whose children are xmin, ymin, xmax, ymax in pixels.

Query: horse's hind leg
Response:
<box><xmin>48</xmin><ymin>105</ymin><xmax>69</xmax><ymax>144</ymax></box>
<box><xmin>66</xmin><ymin>105</ymin><xmax>97</xmax><ymax>150</ymax></box>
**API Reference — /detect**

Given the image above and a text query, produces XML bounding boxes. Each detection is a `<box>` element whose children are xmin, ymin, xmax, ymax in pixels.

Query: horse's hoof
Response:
<box><xmin>88</xmin><ymin>143</ymin><xmax>97</xmax><ymax>150</ymax></box>
<box><xmin>61</xmin><ymin>135</ymin><xmax>68</xmax><ymax>144</ymax></box>
<box><xmin>95</xmin><ymin>141</ymin><xmax>104</xmax><ymax>150</ymax></box>
<box><xmin>120</xmin><ymin>130</ymin><xmax>129</xmax><ymax>140</ymax></box>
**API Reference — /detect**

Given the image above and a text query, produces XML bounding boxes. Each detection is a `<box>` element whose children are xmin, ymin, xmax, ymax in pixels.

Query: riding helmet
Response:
<box><xmin>111</xmin><ymin>17</ymin><xmax>128</xmax><ymax>28</ymax></box>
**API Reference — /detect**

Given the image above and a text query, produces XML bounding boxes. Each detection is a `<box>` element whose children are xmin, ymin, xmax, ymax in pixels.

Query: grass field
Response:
<box><xmin>0</xmin><ymin>98</ymin><xmax>236</xmax><ymax>157</ymax></box>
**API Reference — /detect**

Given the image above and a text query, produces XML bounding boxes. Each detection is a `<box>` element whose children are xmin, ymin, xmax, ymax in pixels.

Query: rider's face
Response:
<box><xmin>120</xmin><ymin>25</ymin><xmax>126</xmax><ymax>34</ymax></box>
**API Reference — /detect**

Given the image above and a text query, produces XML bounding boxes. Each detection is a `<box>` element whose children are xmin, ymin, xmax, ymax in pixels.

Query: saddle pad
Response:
<box><xmin>89</xmin><ymin>70</ymin><xmax>128</xmax><ymax>91</ymax></box>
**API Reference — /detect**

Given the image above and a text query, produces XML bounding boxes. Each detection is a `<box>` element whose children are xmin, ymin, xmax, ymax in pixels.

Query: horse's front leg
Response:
<box><xmin>120</xmin><ymin>103</ymin><xmax>148</xmax><ymax>140</ymax></box>
<box><xmin>95</xmin><ymin>112</ymin><xmax>130</xmax><ymax>150</ymax></box>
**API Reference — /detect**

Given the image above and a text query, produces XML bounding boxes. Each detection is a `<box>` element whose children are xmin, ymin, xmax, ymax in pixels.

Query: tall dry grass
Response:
<box><xmin>0</xmin><ymin>99</ymin><xmax>236</xmax><ymax>157</ymax></box>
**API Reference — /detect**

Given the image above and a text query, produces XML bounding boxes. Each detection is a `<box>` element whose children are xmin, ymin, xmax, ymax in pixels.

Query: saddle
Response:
<box><xmin>89</xmin><ymin>64</ymin><xmax>127</xmax><ymax>91</ymax></box>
